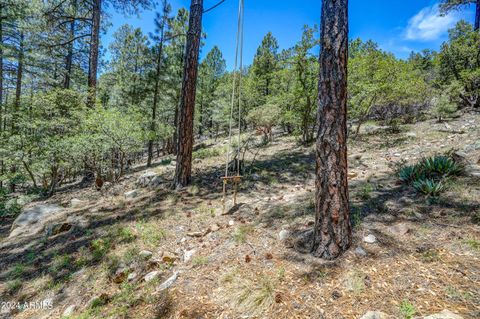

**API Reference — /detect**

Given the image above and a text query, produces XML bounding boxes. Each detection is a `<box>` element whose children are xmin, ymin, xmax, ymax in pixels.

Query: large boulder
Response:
<box><xmin>9</xmin><ymin>204</ymin><xmax>64</xmax><ymax>238</ymax></box>
<box><xmin>136</xmin><ymin>171</ymin><xmax>162</xmax><ymax>188</ymax></box>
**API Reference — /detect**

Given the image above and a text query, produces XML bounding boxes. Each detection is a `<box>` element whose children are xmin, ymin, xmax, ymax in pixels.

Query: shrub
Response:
<box><xmin>419</xmin><ymin>155</ymin><xmax>463</xmax><ymax>178</ymax></box>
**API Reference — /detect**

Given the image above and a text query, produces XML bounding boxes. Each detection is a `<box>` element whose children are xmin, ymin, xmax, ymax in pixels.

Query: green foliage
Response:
<box><xmin>399</xmin><ymin>299</ymin><xmax>416</xmax><ymax>319</ymax></box>
<box><xmin>413</xmin><ymin>179</ymin><xmax>446</xmax><ymax>196</ymax></box>
<box><xmin>438</xmin><ymin>21</ymin><xmax>480</xmax><ymax>109</ymax></box>
<box><xmin>247</xmin><ymin>103</ymin><xmax>282</xmax><ymax>142</ymax></box>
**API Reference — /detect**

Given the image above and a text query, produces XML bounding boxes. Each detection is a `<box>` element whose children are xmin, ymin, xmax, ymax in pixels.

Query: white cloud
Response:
<box><xmin>404</xmin><ymin>5</ymin><xmax>459</xmax><ymax>41</ymax></box>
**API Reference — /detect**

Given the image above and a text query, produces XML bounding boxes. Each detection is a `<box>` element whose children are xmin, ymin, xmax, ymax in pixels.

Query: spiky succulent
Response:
<box><xmin>413</xmin><ymin>178</ymin><xmax>445</xmax><ymax>196</ymax></box>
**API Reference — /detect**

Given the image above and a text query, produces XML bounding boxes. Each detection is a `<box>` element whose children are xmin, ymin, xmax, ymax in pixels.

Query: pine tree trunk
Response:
<box><xmin>64</xmin><ymin>0</ymin><xmax>77</xmax><ymax>89</ymax></box>
<box><xmin>87</xmin><ymin>0</ymin><xmax>101</xmax><ymax>108</ymax></box>
<box><xmin>147</xmin><ymin>26</ymin><xmax>166</xmax><ymax>167</ymax></box>
<box><xmin>0</xmin><ymin>9</ymin><xmax>3</xmax><ymax>189</ymax></box>
<box><xmin>476</xmin><ymin>0</ymin><xmax>480</xmax><ymax>31</ymax></box>
<box><xmin>312</xmin><ymin>0</ymin><xmax>351</xmax><ymax>260</ymax></box>
<box><xmin>12</xmin><ymin>32</ymin><xmax>24</xmax><ymax>132</ymax></box>
<box><xmin>174</xmin><ymin>0</ymin><xmax>203</xmax><ymax>189</ymax></box>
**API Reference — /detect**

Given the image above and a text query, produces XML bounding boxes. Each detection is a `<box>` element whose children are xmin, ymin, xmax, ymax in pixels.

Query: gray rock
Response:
<box><xmin>278</xmin><ymin>229</ymin><xmax>290</xmax><ymax>241</ymax></box>
<box><xmin>139</xmin><ymin>250</ymin><xmax>153</xmax><ymax>259</ymax></box>
<box><xmin>360</xmin><ymin>311</ymin><xmax>390</xmax><ymax>319</ymax></box>
<box><xmin>387</xmin><ymin>223</ymin><xmax>410</xmax><ymax>236</ymax></box>
<box><xmin>363</xmin><ymin>234</ymin><xmax>377</xmax><ymax>244</ymax></box>
<box><xmin>423</xmin><ymin>310</ymin><xmax>463</xmax><ymax>319</ymax></box>
<box><xmin>355</xmin><ymin>246</ymin><xmax>368</xmax><ymax>257</ymax></box>
<box><xmin>127</xmin><ymin>272</ymin><xmax>137</xmax><ymax>281</ymax></box>
<box><xmin>136</xmin><ymin>171</ymin><xmax>157</xmax><ymax>187</ymax></box>
<box><xmin>183</xmin><ymin>249</ymin><xmax>196</xmax><ymax>263</ymax></box>
<box><xmin>406</xmin><ymin>132</ymin><xmax>417</xmax><ymax>138</ymax></box>
<box><xmin>465</xmin><ymin>165</ymin><xmax>480</xmax><ymax>178</ymax></box>
<box><xmin>124</xmin><ymin>189</ymin><xmax>139</xmax><ymax>200</ymax></box>
<box><xmin>9</xmin><ymin>204</ymin><xmax>64</xmax><ymax>238</ymax></box>
<box><xmin>144</xmin><ymin>271</ymin><xmax>161</xmax><ymax>282</ymax></box>
<box><xmin>156</xmin><ymin>271</ymin><xmax>179</xmax><ymax>291</ymax></box>
<box><xmin>62</xmin><ymin>305</ymin><xmax>76</xmax><ymax>317</ymax></box>
<box><xmin>150</xmin><ymin>176</ymin><xmax>163</xmax><ymax>187</ymax></box>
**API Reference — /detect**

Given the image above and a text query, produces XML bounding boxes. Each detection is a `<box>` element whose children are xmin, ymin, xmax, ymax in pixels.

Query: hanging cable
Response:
<box><xmin>224</xmin><ymin>0</ymin><xmax>244</xmax><ymax>178</ymax></box>
<box><xmin>203</xmin><ymin>0</ymin><xmax>227</xmax><ymax>14</ymax></box>
<box><xmin>236</xmin><ymin>0</ymin><xmax>244</xmax><ymax>176</ymax></box>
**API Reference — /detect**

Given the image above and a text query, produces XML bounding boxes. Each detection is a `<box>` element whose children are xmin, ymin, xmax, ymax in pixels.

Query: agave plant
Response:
<box><xmin>413</xmin><ymin>178</ymin><xmax>445</xmax><ymax>196</ymax></box>
<box><xmin>420</xmin><ymin>155</ymin><xmax>463</xmax><ymax>178</ymax></box>
<box><xmin>398</xmin><ymin>164</ymin><xmax>422</xmax><ymax>184</ymax></box>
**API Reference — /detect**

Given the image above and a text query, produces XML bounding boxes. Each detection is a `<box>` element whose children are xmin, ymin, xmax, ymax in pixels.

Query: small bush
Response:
<box><xmin>399</xmin><ymin>300</ymin><xmax>416</xmax><ymax>319</ymax></box>
<box><xmin>420</xmin><ymin>155</ymin><xmax>463</xmax><ymax>178</ymax></box>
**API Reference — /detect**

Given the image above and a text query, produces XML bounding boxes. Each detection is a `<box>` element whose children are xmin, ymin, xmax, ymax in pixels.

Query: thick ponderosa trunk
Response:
<box><xmin>87</xmin><ymin>0</ymin><xmax>101</xmax><ymax>107</ymax></box>
<box><xmin>312</xmin><ymin>0</ymin><xmax>351</xmax><ymax>260</ymax></box>
<box><xmin>174</xmin><ymin>0</ymin><xmax>203</xmax><ymax>189</ymax></box>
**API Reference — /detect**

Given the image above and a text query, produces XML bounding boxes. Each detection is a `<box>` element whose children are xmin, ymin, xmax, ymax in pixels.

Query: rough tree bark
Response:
<box><xmin>311</xmin><ymin>0</ymin><xmax>352</xmax><ymax>260</ymax></box>
<box><xmin>173</xmin><ymin>0</ymin><xmax>203</xmax><ymax>189</ymax></box>
<box><xmin>0</xmin><ymin>8</ymin><xmax>3</xmax><ymax>189</ymax></box>
<box><xmin>87</xmin><ymin>0</ymin><xmax>101</xmax><ymax>107</ymax></box>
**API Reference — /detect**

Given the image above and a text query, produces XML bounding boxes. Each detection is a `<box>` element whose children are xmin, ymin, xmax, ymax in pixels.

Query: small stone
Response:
<box><xmin>139</xmin><ymin>250</ymin><xmax>153</xmax><ymax>259</ymax></box>
<box><xmin>278</xmin><ymin>229</ymin><xmax>290</xmax><ymax>241</ymax></box>
<box><xmin>387</xmin><ymin>223</ymin><xmax>410</xmax><ymax>236</ymax></box>
<box><xmin>124</xmin><ymin>189</ymin><xmax>139</xmax><ymax>200</ymax></box>
<box><xmin>127</xmin><ymin>272</ymin><xmax>137</xmax><ymax>281</ymax></box>
<box><xmin>183</xmin><ymin>249</ymin><xmax>196</xmax><ymax>263</ymax></box>
<box><xmin>228</xmin><ymin>220</ymin><xmax>234</xmax><ymax>226</ymax></box>
<box><xmin>363</xmin><ymin>234</ymin><xmax>377</xmax><ymax>244</ymax></box>
<box><xmin>144</xmin><ymin>271</ymin><xmax>161</xmax><ymax>282</ymax></box>
<box><xmin>210</xmin><ymin>224</ymin><xmax>220</xmax><ymax>232</ymax></box>
<box><xmin>157</xmin><ymin>271</ymin><xmax>179</xmax><ymax>291</ymax></box>
<box><xmin>406</xmin><ymin>132</ymin><xmax>417</xmax><ymax>138</ymax></box>
<box><xmin>423</xmin><ymin>310</ymin><xmax>463</xmax><ymax>319</ymax></box>
<box><xmin>359</xmin><ymin>311</ymin><xmax>390</xmax><ymax>319</ymax></box>
<box><xmin>355</xmin><ymin>247</ymin><xmax>368</xmax><ymax>257</ymax></box>
<box><xmin>63</xmin><ymin>305</ymin><xmax>76</xmax><ymax>317</ymax></box>
<box><xmin>88</xmin><ymin>294</ymin><xmax>109</xmax><ymax>308</ymax></box>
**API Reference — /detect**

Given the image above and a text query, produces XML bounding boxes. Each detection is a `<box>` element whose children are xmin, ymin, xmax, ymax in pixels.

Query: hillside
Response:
<box><xmin>1</xmin><ymin>112</ymin><xmax>479</xmax><ymax>319</ymax></box>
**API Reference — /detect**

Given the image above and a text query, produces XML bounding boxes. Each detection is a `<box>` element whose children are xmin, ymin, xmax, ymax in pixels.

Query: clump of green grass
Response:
<box><xmin>49</xmin><ymin>254</ymin><xmax>71</xmax><ymax>273</ymax></box>
<box><xmin>232</xmin><ymin>225</ymin><xmax>254</xmax><ymax>243</ymax></box>
<box><xmin>399</xmin><ymin>300</ymin><xmax>416</xmax><ymax>319</ymax></box>
<box><xmin>192</xmin><ymin>146</ymin><xmax>224</xmax><ymax>160</ymax></box>
<box><xmin>358</xmin><ymin>183</ymin><xmax>375</xmax><ymax>200</ymax></box>
<box><xmin>135</xmin><ymin>221</ymin><xmax>167</xmax><ymax>248</ymax></box>
<box><xmin>6</xmin><ymin>279</ymin><xmax>22</xmax><ymax>294</ymax></box>
<box><xmin>463</xmin><ymin>238</ymin><xmax>480</xmax><ymax>251</ymax></box>
<box><xmin>192</xmin><ymin>256</ymin><xmax>209</xmax><ymax>267</ymax></box>
<box><xmin>91</xmin><ymin>237</ymin><xmax>112</xmax><ymax>260</ymax></box>
<box><xmin>10</xmin><ymin>263</ymin><xmax>26</xmax><ymax>279</ymax></box>
<box><xmin>114</xmin><ymin>226</ymin><xmax>136</xmax><ymax>243</ymax></box>
<box><xmin>233</xmin><ymin>275</ymin><xmax>276</xmax><ymax>314</ymax></box>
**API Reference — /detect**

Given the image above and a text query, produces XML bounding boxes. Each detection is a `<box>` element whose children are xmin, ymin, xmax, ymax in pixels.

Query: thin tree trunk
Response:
<box><xmin>87</xmin><ymin>0</ymin><xmax>101</xmax><ymax>108</ymax></box>
<box><xmin>311</xmin><ymin>0</ymin><xmax>351</xmax><ymax>260</ymax></box>
<box><xmin>147</xmin><ymin>5</ymin><xmax>167</xmax><ymax>167</ymax></box>
<box><xmin>13</xmin><ymin>32</ymin><xmax>24</xmax><ymax>132</ymax></box>
<box><xmin>475</xmin><ymin>0</ymin><xmax>480</xmax><ymax>31</ymax></box>
<box><xmin>64</xmin><ymin>0</ymin><xmax>77</xmax><ymax>89</ymax></box>
<box><xmin>174</xmin><ymin>0</ymin><xmax>203</xmax><ymax>189</ymax></box>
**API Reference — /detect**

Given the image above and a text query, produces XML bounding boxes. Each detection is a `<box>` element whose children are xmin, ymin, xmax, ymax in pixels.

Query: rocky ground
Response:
<box><xmin>0</xmin><ymin>112</ymin><xmax>479</xmax><ymax>319</ymax></box>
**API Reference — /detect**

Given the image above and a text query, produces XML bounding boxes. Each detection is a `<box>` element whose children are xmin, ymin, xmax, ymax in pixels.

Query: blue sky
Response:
<box><xmin>104</xmin><ymin>0</ymin><xmax>475</xmax><ymax>69</ymax></box>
